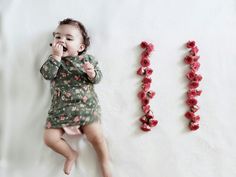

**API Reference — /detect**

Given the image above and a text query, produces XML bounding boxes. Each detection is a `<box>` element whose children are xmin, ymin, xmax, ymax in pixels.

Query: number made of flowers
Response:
<box><xmin>137</xmin><ymin>41</ymin><xmax>158</xmax><ymax>131</ymax></box>
<box><xmin>184</xmin><ymin>41</ymin><xmax>203</xmax><ymax>131</ymax></box>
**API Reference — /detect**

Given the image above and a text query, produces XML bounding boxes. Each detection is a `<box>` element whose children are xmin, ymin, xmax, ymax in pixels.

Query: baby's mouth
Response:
<box><xmin>63</xmin><ymin>46</ymin><xmax>68</xmax><ymax>52</ymax></box>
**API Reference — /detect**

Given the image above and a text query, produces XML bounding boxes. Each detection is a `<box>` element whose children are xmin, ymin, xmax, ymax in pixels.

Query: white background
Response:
<box><xmin>0</xmin><ymin>0</ymin><xmax>236</xmax><ymax>177</ymax></box>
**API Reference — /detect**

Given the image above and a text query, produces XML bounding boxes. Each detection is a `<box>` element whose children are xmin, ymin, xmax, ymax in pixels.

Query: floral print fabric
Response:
<box><xmin>40</xmin><ymin>54</ymin><xmax>102</xmax><ymax>129</ymax></box>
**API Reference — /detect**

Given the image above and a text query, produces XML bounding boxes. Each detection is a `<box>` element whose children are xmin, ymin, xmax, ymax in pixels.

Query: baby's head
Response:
<box><xmin>53</xmin><ymin>18</ymin><xmax>90</xmax><ymax>57</ymax></box>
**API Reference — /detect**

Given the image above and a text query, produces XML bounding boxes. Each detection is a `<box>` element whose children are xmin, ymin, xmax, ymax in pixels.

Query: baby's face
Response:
<box><xmin>53</xmin><ymin>24</ymin><xmax>85</xmax><ymax>57</ymax></box>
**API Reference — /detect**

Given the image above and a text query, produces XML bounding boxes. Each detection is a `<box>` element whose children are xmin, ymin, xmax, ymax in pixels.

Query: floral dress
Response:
<box><xmin>40</xmin><ymin>54</ymin><xmax>102</xmax><ymax>134</ymax></box>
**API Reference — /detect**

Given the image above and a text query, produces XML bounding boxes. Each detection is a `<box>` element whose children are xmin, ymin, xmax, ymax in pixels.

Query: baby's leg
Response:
<box><xmin>82</xmin><ymin>122</ymin><xmax>112</xmax><ymax>177</ymax></box>
<box><xmin>44</xmin><ymin>128</ymin><xmax>78</xmax><ymax>175</ymax></box>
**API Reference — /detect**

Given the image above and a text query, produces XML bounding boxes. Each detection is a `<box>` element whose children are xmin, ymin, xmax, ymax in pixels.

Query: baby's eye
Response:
<box><xmin>67</xmin><ymin>38</ymin><xmax>73</xmax><ymax>41</ymax></box>
<box><xmin>55</xmin><ymin>36</ymin><xmax>61</xmax><ymax>39</ymax></box>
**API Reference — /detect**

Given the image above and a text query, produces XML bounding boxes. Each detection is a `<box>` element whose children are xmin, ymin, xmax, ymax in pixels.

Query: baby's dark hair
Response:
<box><xmin>59</xmin><ymin>18</ymin><xmax>90</xmax><ymax>55</ymax></box>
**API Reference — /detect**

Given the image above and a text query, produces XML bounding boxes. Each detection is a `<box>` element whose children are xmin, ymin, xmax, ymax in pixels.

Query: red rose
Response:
<box><xmin>185</xmin><ymin>111</ymin><xmax>195</xmax><ymax>119</ymax></box>
<box><xmin>186</xmin><ymin>98</ymin><xmax>198</xmax><ymax>106</ymax></box>
<box><xmin>142</xmin><ymin>105</ymin><xmax>150</xmax><ymax>114</ymax></box>
<box><xmin>137</xmin><ymin>67</ymin><xmax>145</xmax><ymax>76</ymax></box>
<box><xmin>145</xmin><ymin>67</ymin><xmax>153</xmax><ymax>76</ymax></box>
<box><xmin>189</xmin><ymin>121</ymin><xmax>199</xmax><ymax>131</ymax></box>
<box><xmin>140</xmin><ymin>57</ymin><xmax>150</xmax><ymax>67</ymax></box>
<box><xmin>140</xmin><ymin>123</ymin><xmax>151</xmax><ymax>131</ymax></box>
<box><xmin>140</xmin><ymin>41</ymin><xmax>148</xmax><ymax>48</ymax></box>
<box><xmin>186</xmin><ymin>41</ymin><xmax>195</xmax><ymax>48</ymax></box>
<box><xmin>149</xmin><ymin>119</ymin><xmax>158</xmax><ymax>127</ymax></box>
<box><xmin>147</xmin><ymin>90</ymin><xmax>156</xmax><ymax>98</ymax></box>
<box><xmin>188</xmin><ymin>81</ymin><xmax>199</xmax><ymax>89</ymax></box>
<box><xmin>142</xmin><ymin>77</ymin><xmax>152</xmax><ymax>84</ymax></box>
<box><xmin>137</xmin><ymin>90</ymin><xmax>146</xmax><ymax>99</ymax></box>
<box><xmin>184</xmin><ymin>55</ymin><xmax>194</xmax><ymax>64</ymax></box>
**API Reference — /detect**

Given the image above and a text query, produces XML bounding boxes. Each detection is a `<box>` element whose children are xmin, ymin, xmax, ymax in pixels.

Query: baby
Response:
<box><xmin>40</xmin><ymin>18</ymin><xmax>112</xmax><ymax>177</ymax></box>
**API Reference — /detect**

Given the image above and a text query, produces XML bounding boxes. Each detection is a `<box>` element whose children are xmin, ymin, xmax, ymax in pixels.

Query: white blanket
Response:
<box><xmin>1</xmin><ymin>0</ymin><xmax>236</xmax><ymax>177</ymax></box>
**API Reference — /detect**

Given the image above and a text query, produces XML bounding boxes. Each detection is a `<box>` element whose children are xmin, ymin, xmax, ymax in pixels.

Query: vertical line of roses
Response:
<box><xmin>184</xmin><ymin>41</ymin><xmax>203</xmax><ymax>131</ymax></box>
<box><xmin>137</xmin><ymin>41</ymin><xmax>158</xmax><ymax>131</ymax></box>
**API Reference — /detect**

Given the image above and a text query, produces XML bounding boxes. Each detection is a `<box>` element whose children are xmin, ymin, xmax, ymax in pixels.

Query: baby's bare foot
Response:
<box><xmin>101</xmin><ymin>162</ymin><xmax>112</xmax><ymax>177</ymax></box>
<box><xmin>64</xmin><ymin>151</ymin><xmax>78</xmax><ymax>175</ymax></box>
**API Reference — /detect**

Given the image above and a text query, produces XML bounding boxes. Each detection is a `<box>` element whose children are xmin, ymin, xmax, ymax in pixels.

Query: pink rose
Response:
<box><xmin>189</xmin><ymin>121</ymin><xmax>199</xmax><ymax>131</ymax></box>
<box><xmin>191</xmin><ymin>46</ymin><xmax>199</xmax><ymax>55</ymax></box>
<box><xmin>142</xmin><ymin>105</ymin><xmax>150</xmax><ymax>114</ymax></box>
<box><xmin>142</xmin><ymin>83</ymin><xmax>151</xmax><ymax>91</ymax></box>
<box><xmin>140</xmin><ymin>123</ymin><xmax>151</xmax><ymax>131</ymax></box>
<box><xmin>186</xmin><ymin>70</ymin><xmax>196</xmax><ymax>80</ymax></box>
<box><xmin>184</xmin><ymin>55</ymin><xmax>194</xmax><ymax>64</ymax></box>
<box><xmin>137</xmin><ymin>67</ymin><xmax>145</xmax><ymax>76</ymax></box>
<box><xmin>146</xmin><ymin>111</ymin><xmax>154</xmax><ymax>119</ymax></box>
<box><xmin>188</xmin><ymin>81</ymin><xmax>199</xmax><ymax>89</ymax></box>
<box><xmin>190</xmin><ymin>62</ymin><xmax>200</xmax><ymax>71</ymax></box>
<box><xmin>137</xmin><ymin>90</ymin><xmax>146</xmax><ymax>99</ymax></box>
<box><xmin>141</xmin><ymin>98</ymin><xmax>150</xmax><ymax>106</ymax></box>
<box><xmin>193</xmin><ymin>74</ymin><xmax>203</xmax><ymax>82</ymax></box>
<box><xmin>186</xmin><ymin>41</ymin><xmax>195</xmax><ymax>48</ymax></box>
<box><xmin>140</xmin><ymin>57</ymin><xmax>150</xmax><ymax>67</ymax></box>
<box><xmin>145</xmin><ymin>67</ymin><xmax>153</xmax><ymax>76</ymax></box>
<box><xmin>186</xmin><ymin>98</ymin><xmax>198</xmax><ymax>106</ymax></box>
<box><xmin>190</xmin><ymin>105</ymin><xmax>200</xmax><ymax>113</ymax></box>
<box><xmin>185</xmin><ymin>111</ymin><xmax>195</xmax><ymax>120</ymax></box>
<box><xmin>187</xmin><ymin>89</ymin><xmax>202</xmax><ymax>97</ymax></box>
<box><xmin>148</xmin><ymin>119</ymin><xmax>158</xmax><ymax>127</ymax></box>
<box><xmin>142</xmin><ymin>77</ymin><xmax>152</xmax><ymax>84</ymax></box>
<box><xmin>147</xmin><ymin>43</ymin><xmax>154</xmax><ymax>53</ymax></box>
<box><xmin>140</xmin><ymin>41</ymin><xmax>148</xmax><ymax>48</ymax></box>
<box><xmin>147</xmin><ymin>90</ymin><xmax>156</xmax><ymax>98</ymax></box>
<box><xmin>139</xmin><ymin>115</ymin><xmax>147</xmax><ymax>123</ymax></box>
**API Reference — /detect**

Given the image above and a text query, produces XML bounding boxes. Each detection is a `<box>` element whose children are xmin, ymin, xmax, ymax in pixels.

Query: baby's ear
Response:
<box><xmin>78</xmin><ymin>44</ymin><xmax>85</xmax><ymax>52</ymax></box>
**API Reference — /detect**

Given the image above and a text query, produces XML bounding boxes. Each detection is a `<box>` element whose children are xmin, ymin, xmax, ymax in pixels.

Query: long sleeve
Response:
<box><xmin>86</xmin><ymin>55</ymin><xmax>103</xmax><ymax>84</ymax></box>
<box><xmin>40</xmin><ymin>56</ymin><xmax>61</xmax><ymax>80</ymax></box>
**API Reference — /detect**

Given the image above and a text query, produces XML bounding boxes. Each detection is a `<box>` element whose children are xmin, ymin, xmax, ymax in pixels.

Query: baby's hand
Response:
<box><xmin>83</xmin><ymin>62</ymin><xmax>96</xmax><ymax>78</ymax></box>
<box><xmin>51</xmin><ymin>42</ymin><xmax>63</xmax><ymax>61</ymax></box>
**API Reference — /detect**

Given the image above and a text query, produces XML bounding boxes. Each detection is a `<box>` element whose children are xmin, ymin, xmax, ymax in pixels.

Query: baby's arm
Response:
<box><xmin>84</xmin><ymin>55</ymin><xmax>102</xmax><ymax>84</ymax></box>
<box><xmin>40</xmin><ymin>56</ymin><xmax>61</xmax><ymax>80</ymax></box>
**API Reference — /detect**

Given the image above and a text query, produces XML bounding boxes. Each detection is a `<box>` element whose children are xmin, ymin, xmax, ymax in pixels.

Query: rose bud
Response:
<box><xmin>186</xmin><ymin>98</ymin><xmax>198</xmax><ymax>106</ymax></box>
<box><xmin>147</xmin><ymin>90</ymin><xmax>156</xmax><ymax>98</ymax></box>
<box><xmin>184</xmin><ymin>55</ymin><xmax>194</xmax><ymax>64</ymax></box>
<box><xmin>185</xmin><ymin>111</ymin><xmax>195</xmax><ymax>120</ymax></box>
<box><xmin>140</xmin><ymin>57</ymin><xmax>150</xmax><ymax>67</ymax></box>
<box><xmin>186</xmin><ymin>41</ymin><xmax>196</xmax><ymax>48</ymax></box>
<box><xmin>188</xmin><ymin>81</ymin><xmax>199</xmax><ymax>89</ymax></box>
<box><xmin>140</xmin><ymin>123</ymin><xmax>151</xmax><ymax>131</ymax></box>
<box><xmin>149</xmin><ymin>119</ymin><xmax>158</xmax><ymax>127</ymax></box>
<box><xmin>137</xmin><ymin>67</ymin><xmax>145</xmax><ymax>76</ymax></box>
<box><xmin>142</xmin><ymin>77</ymin><xmax>152</xmax><ymax>84</ymax></box>
<box><xmin>145</xmin><ymin>67</ymin><xmax>153</xmax><ymax>76</ymax></box>
<box><xmin>190</xmin><ymin>105</ymin><xmax>200</xmax><ymax>113</ymax></box>
<box><xmin>142</xmin><ymin>104</ymin><xmax>150</xmax><ymax>114</ymax></box>
<box><xmin>139</xmin><ymin>115</ymin><xmax>148</xmax><ymax>123</ymax></box>
<box><xmin>189</xmin><ymin>121</ymin><xmax>199</xmax><ymax>131</ymax></box>
<box><xmin>140</xmin><ymin>41</ymin><xmax>148</xmax><ymax>48</ymax></box>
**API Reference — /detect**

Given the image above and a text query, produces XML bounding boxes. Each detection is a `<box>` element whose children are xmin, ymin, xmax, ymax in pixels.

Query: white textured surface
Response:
<box><xmin>0</xmin><ymin>0</ymin><xmax>236</xmax><ymax>177</ymax></box>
